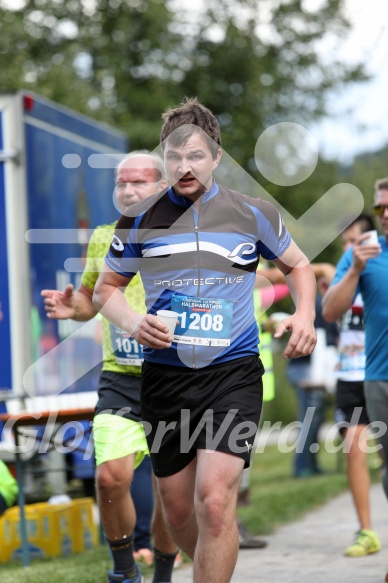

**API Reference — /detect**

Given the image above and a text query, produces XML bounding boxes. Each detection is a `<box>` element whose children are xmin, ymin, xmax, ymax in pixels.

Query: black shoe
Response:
<box><xmin>238</xmin><ymin>522</ymin><xmax>268</xmax><ymax>549</ymax></box>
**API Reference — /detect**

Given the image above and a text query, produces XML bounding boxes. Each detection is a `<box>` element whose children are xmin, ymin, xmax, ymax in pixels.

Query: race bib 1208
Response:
<box><xmin>171</xmin><ymin>294</ymin><xmax>233</xmax><ymax>346</ymax></box>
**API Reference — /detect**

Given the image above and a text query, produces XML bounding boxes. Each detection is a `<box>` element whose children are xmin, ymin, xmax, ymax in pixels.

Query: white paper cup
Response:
<box><xmin>156</xmin><ymin>310</ymin><xmax>179</xmax><ymax>337</ymax></box>
<box><xmin>363</xmin><ymin>230</ymin><xmax>379</xmax><ymax>245</ymax></box>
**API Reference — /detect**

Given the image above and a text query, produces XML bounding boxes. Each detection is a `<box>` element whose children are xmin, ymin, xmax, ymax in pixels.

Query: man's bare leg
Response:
<box><xmin>193</xmin><ymin>451</ymin><xmax>243</xmax><ymax>583</ymax></box>
<box><xmin>97</xmin><ymin>454</ymin><xmax>136</xmax><ymax>538</ymax></box>
<box><xmin>344</xmin><ymin>425</ymin><xmax>371</xmax><ymax>529</ymax></box>
<box><xmin>158</xmin><ymin>452</ymin><xmax>244</xmax><ymax>583</ymax></box>
<box><xmin>152</xmin><ymin>474</ymin><xmax>180</xmax><ymax>553</ymax></box>
<box><xmin>157</xmin><ymin>458</ymin><xmax>198</xmax><ymax>559</ymax></box>
<box><xmin>96</xmin><ymin>454</ymin><xmax>139</xmax><ymax>578</ymax></box>
<box><xmin>151</xmin><ymin>474</ymin><xmax>181</xmax><ymax>582</ymax></box>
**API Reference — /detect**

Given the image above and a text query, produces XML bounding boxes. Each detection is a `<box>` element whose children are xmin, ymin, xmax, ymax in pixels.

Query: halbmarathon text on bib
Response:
<box><xmin>171</xmin><ymin>295</ymin><xmax>233</xmax><ymax>347</ymax></box>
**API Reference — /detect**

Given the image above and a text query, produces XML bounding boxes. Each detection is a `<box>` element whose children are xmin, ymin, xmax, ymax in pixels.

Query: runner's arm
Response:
<box><xmin>41</xmin><ymin>283</ymin><xmax>97</xmax><ymax>321</ymax></box>
<box><xmin>271</xmin><ymin>241</ymin><xmax>316</xmax><ymax>359</ymax></box>
<box><xmin>321</xmin><ymin>269</ymin><xmax>360</xmax><ymax>323</ymax></box>
<box><xmin>322</xmin><ymin>233</ymin><xmax>380</xmax><ymax>323</ymax></box>
<box><xmin>93</xmin><ymin>265</ymin><xmax>172</xmax><ymax>349</ymax></box>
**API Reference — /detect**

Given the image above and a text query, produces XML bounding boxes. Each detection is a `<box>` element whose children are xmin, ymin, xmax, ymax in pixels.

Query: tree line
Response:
<box><xmin>1</xmin><ymin>0</ymin><xmax>384</xmax><ymax>261</ymax></box>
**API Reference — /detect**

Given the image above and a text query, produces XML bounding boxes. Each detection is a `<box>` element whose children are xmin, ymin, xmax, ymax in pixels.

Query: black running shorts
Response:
<box><xmin>141</xmin><ymin>356</ymin><xmax>264</xmax><ymax>477</ymax></box>
<box><xmin>94</xmin><ymin>370</ymin><xmax>142</xmax><ymax>421</ymax></box>
<box><xmin>335</xmin><ymin>379</ymin><xmax>370</xmax><ymax>434</ymax></box>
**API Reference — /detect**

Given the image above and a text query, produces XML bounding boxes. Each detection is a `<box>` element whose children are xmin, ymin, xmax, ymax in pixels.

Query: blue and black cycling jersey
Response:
<box><xmin>106</xmin><ymin>182</ymin><xmax>291</xmax><ymax>368</ymax></box>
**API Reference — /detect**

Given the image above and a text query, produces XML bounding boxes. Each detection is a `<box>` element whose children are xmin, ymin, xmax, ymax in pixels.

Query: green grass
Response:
<box><xmin>0</xmin><ymin>444</ymin><xmax>381</xmax><ymax>582</ymax></box>
<box><xmin>0</xmin><ymin>544</ymin><xmax>112</xmax><ymax>583</ymax></box>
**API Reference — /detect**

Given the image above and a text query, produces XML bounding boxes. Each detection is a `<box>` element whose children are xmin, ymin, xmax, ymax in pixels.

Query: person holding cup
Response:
<box><xmin>322</xmin><ymin>213</ymin><xmax>381</xmax><ymax>557</ymax></box>
<box><xmin>322</xmin><ymin>178</ymin><xmax>388</xmax><ymax>579</ymax></box>
<box><xmin>93</xmin><ymin>97</ymin><xmax>317</xmax><ymax>583</ymax></box>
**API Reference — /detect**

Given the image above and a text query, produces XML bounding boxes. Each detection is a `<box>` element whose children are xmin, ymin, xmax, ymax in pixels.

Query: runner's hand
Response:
<box><xmin>132</xmin><ymin>313</ymin><xmax>174</xmax><ymax>349</ymax></box>
<box><xmin>352</xmin><ymin>233</ymin><xmax>381</xmax><ymax>272</ymax></box>
<box><xmin>274</xmin><ymin>313</ymin><xmax>316</xmax><ymax>359</ymax></box>
<box><xmin>41</xmin><ymin>284</ymin><xmax>76</xmax><ymax>319</ymax></box>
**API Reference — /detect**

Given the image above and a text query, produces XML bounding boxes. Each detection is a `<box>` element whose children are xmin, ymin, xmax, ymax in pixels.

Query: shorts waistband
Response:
<box><xmin>143</xmin><ymin>355</ymin><xmax>262</xmax><ymax>375</ymax></box>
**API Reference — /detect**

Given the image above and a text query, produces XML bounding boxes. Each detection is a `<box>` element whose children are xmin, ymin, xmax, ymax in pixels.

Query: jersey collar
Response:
<box><xmin>168</xmin><ymin>181</ymin><xmax>219</xmax><ymax>207</ymax></box>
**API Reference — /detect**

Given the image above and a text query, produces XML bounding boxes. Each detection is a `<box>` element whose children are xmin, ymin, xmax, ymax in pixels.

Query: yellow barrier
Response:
<box><xmin>0</xmin><ymin>506</ymin><xmax>44</xmax><ymax>563</ymax></box>
<box><xmin>0</xmin><ymin>498</ymin><xmax>98</xmax><ymax>563</ymax></box>
<box><xmin>0</xmin><ymin>503</ymin><xmax>72</xmax><ymax>562</ymax></box>
<box><xmin>68</xmin><ymin>497</ymin><xmax>98</xmax><ymax>553</ymax></box>
<box><xmin>34</xmin><ymin>502</ymin><xmax>73</xmax><ymax>558</ymax></box>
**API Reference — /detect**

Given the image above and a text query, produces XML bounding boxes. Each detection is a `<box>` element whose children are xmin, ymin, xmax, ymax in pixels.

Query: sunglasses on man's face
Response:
<box><xmin>373</xmin><ymin>204</ymin><xmax>388</xmax><ymax>217</ymax></box>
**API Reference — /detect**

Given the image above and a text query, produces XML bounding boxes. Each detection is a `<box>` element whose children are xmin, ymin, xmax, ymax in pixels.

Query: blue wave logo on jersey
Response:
<box><xmin>228</xmin><ymin>242</ymin><xmax>257</xmax><ymax>260</ymax></box>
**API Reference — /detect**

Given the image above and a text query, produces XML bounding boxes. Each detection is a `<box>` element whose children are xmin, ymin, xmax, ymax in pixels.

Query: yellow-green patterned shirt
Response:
<box><xmin>81</xmin><ymin>222</ymin><xmax>146</xmax><ymax>376</ymax></box>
